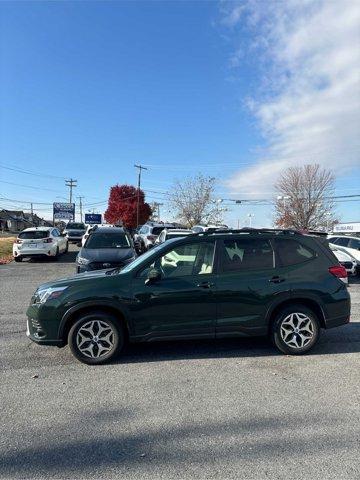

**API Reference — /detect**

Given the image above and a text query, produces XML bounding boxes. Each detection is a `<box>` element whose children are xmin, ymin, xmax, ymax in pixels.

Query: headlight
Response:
<box><xmin>77</xmin><ymin>256</ymin><xmax>90</xmax><ymax>265</ymax></box>
<box><xmin>35</xmin><ymin>286</ymin><xmax>68</xmax><ymax>304</ymax></box>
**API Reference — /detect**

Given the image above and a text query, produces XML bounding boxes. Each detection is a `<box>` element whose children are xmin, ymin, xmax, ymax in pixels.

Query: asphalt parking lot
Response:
<box><xmin>1</xmin><ymin>244</ymin><xmax>359</xmax><ymax>480</ymax></box>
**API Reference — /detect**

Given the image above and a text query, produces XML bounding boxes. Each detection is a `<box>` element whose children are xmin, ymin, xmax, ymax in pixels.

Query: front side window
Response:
<box><xmin>334</xmin><ymin>237</ymin><xmax>350</xmax><ymax>247</ymax></box>
<box><xmin>275</xmin><ymin>238</ymin><xmax>315</xmax><ymax>266</ymax></box>
<box><xmin>220</xmin><ymin>238</ymin><xmax>274</xmax><ymax>272</ymax></box>
<box><xmin>139</xmin><ymin>242</ymin><xmax>215</xmax><ymax>278</ymax></box>
<box><xmin>85</xmin><ymin>233</ymin><xmax>130</xmax><ymax>249</ymax></box>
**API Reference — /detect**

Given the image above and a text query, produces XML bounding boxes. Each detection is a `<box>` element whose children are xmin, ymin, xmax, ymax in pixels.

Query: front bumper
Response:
<box><xmin>26</xmin><ymin>316</ymin><xmax>64</xmax><ymax>346</ymax></box>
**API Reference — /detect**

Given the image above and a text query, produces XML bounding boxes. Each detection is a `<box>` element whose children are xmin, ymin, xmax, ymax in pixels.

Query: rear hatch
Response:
<box><xmin>18</xmin><ymin>230</ymin><xmax>51</xmax><ymax>249</ymax></box>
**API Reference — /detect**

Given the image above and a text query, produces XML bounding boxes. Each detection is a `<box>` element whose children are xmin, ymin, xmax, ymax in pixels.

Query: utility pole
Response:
<box><xmin>134</xmin><ymin>164</ymin><xmax>148</xmax><ymax>227</ymax></box>
<box><xmin>77</xmin><ymin>196</ymin><xmax>84</xmax><ymax>223</ymax></box>
<box><xmin>65</xmin><ymin>178</ymin><xmax>77</xmax><ymax>204</ymax></box>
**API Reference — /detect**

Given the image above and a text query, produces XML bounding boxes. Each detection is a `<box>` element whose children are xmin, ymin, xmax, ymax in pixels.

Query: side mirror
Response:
<box><xmin>145</xmin><ymin>268</ymin><xmax>161</xmax><ymax>285</ymax></box>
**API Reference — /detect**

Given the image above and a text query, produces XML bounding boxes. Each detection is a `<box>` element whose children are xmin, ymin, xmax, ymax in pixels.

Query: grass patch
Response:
<box><xmin>0</xmin><ymin>237</ymin><xmax>15</xmax><ymax>264</ymax></box>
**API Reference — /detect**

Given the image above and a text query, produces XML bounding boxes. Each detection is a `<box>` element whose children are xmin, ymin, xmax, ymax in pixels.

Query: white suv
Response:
<box><xmin>13</xmin><ymin>227</ymin><xmax>68</xmax><ymax>262</ymax></box>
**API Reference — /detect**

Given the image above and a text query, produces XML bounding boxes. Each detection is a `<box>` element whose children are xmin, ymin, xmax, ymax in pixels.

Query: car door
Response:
<box><xmin>54</xmin><ymin>228</ymin><xmax>65</xmax><ymax>251</ymax></box>
<box><xmin>129</xmin><ymin>240</ymin><xmax>217</xmax><ymax>340</ymax></box>
<box><xmin>215</xmin><ymin>236</ymin><xmax>289</xmax><ymax>337</ymax></box>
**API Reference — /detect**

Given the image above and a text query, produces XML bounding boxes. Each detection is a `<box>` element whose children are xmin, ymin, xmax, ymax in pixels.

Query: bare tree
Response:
<box><xmin>274</xmin><ymin>164</ymin><xmax>337</xmax><ymax>230</ymax></box>
<box><xmin>169</xmin><ymin>174</ymin><xmax>224</xmax><ymax>227</ymax></box>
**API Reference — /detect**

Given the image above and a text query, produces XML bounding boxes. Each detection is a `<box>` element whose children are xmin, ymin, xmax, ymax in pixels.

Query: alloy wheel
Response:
<box><xmin>76</xmin><ymin>320</ymin><xmax>115</xmax><ymax>358</ymax></box>
<box><xmin>280</xmin><ymin>312</ymin><xmax>315</xmax><ymax>349</ymax></box>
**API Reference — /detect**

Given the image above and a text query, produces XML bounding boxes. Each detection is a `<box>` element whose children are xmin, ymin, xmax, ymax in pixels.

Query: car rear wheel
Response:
<box><xmin>64</xmin><ymin>242</ymin><xmax>68</xmax><ymax>253</ymax></box>
<box><xmin>14</xmin><ymin>256</ymin><xmax>22</xmax><ymax>262</ymax></box>
<box><xmin>68</xmin><ymin>312</ymin><xmax>124</xmax><ymax>365</ymax></box>
<box><xmin>271</xmin><ymin>305</ymin><xmax>320</xmax><ymax>355</ymax></box>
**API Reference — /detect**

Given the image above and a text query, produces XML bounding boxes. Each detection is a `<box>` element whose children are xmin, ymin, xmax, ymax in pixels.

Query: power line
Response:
<box><xmin>0</xmin><ymin>163</ymin><xmax>67</xmax><ymax>180</ymax></box>
<box><xmin>0</xmin><ymin>179</ymin><xmax>64</xmax><ymax>194</ymax></box>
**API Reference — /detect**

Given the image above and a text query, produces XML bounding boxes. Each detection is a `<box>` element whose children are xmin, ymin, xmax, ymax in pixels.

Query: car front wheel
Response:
<box><xmin>68</xmin><ymin>312</ymin><xmax>124</xmax><ymax>365</ymax></box>
<box><xmin>271</xmin><ymin>305</ymin><xmax>320</xmax><ymax>355</ymax></box>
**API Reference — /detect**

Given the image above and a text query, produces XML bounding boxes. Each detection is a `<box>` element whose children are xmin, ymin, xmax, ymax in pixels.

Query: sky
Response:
<box><xmin>0</xmin><ymin>0</ymin><xmax>359</xmax><ymax>227</ymax></box>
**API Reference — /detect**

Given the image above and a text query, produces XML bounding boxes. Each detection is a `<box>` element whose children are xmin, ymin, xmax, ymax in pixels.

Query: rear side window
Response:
<box><xmin>275</xmin><ymin>238</ymin><xmax>316</xmax><ymax>266</ymax></box>
<box><xmin>18</xmin><ymin>230</ymin><xmax>50</xmax><ymax>239</ymax></box>
<box><xmin>348</xmin><ymin>238</ymin><xmax>360</xmax><ymax>250</ymax></box>
<box><xmin>220</xmin><ymin>238</ymin><xmax>274</xmax><ymax>272</ymax></box>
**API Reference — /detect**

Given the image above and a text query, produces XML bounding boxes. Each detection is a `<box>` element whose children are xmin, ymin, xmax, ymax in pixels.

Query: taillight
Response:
<box><xmin>43</xmin><ymin>238</ymin><xmax>53</xmax><ymax>243</ymax></box>
<box><xmin>15</xmin><ymin>239</ymin><xmax>23</xmax><ymax>244</ymax></box>
<box><xmin>147</xmin><ymin>235</ymin><xmax>156</xmax><ymax>241</ymax></box>
<box><xmin>329</xmin><ymin>265</ymin><xmax>347</xmax><ymax>279</ymax></box>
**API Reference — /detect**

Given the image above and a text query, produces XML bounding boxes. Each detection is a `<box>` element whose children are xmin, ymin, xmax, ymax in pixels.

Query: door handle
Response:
<box><xmin>197</xmin><ymin>281</ymin><xmax>214</xmax><ymax>289</ymax></box>
<box><xmin>269</xmin><ymin>276</ymin><xmax>285</xmax><ymax>284</ymax></box>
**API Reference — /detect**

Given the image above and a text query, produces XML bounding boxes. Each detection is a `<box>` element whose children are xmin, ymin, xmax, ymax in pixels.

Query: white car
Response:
<box><xmin>330</xmin><ymin>244</ymin><xmax>357</xmax><ymax>276</ymax></box>
<box><xmin>328</xmin><ymin>235</ymin><xmax>360</xmax><ymax>270</ymax></box>
<box><xmin>192</xmin><ymin>224</ymin><xmax>229</xmax><ymax>233</ymax></box>
<box><xmin>13</xmin><ymin>227</ymin><xmax>68</xmax><ymax>262</ymax></box>
<box><xmin>155</xmin><ymin>229</ymin><xmax>193</xmax><ymax>244</ymax></box>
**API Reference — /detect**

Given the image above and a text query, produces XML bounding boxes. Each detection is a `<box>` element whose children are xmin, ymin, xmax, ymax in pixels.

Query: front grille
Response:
<box><xmin>88</xmin><ymin>262</ymin><xmax>124</xmax><ymax>270</ymax></box>
<box><xmin>341</xmin><ymin>261</ymin><xmax>353</xmax><ymax>269</ymax></box>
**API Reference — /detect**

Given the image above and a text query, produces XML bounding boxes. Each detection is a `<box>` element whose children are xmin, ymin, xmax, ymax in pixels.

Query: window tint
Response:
<box><xmin>85</xmin><ymin>233</ymin><xmax>130</xmax><ymax>249</ymax></box>
<box><xmin>18</xmin><ymin>230</ymin><xmax>50</xmax><ymax>239</ymax></box>
<box><xmin>349</xmin><ymin>238</ymin><xmax>360</xmax><ymax>249</ymax></box>
<box><xmin>333</xmin><ymin>237</ymin><xmax>350</xmax><ymax>247</ymax></box>
<box><xmin>67</xmin><ymin>223</ymin><xmax>85</xmax><ymax>229</ymax></box>
<box><xmin>220</xmin><ymin>238</ymin><xmax>274</xmax><ymax>272</ymax></box>
<box><xmin>52</xmin><ymin>229</ymin><xmax>59</xmax><ymax>237</ymax></box>
<box><xmin>275</xmin><ymin>239</ymin><xmax>315</xmax><ymax>266</ymax></box>
<box><xmin>151</xmin><ymin>227</ymin><xmax>165</xmax><ymax>236</ymax></box>
<box><xmin>139</xmin><ymin>242</ymin><xmax>215</xmax><ymax>278</ymax></box>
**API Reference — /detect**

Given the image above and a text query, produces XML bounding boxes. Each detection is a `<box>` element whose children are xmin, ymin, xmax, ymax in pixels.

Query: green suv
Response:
<box><xmin>26</xmin><ymin>229</ymin><xmax>351</xmax><ymax>364</ymax></box>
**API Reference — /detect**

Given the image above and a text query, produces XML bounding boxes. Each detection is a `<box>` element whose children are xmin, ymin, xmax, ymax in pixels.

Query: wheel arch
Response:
<box><xmin>267</xmin><ymin>297</ymin><xmax>326</xmax><ymax>333</ymax></box>
<box><xmin>59</xmin><ymin>302</ymin><xmax>131</xmax><ymax>344</ymax></box>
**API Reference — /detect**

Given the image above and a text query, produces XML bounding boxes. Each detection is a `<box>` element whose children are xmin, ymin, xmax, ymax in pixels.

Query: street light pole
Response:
<box><xmin>134</xmin><ymin>164</ymin><xmax>148</xmax><ymax>227</ymax></box>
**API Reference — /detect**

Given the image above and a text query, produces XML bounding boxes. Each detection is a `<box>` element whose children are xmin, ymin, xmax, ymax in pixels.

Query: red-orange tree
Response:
<box><xmin>104</xmin><ymin>184</ymin><xmax>152</xmax><ymax>229</ymax></box>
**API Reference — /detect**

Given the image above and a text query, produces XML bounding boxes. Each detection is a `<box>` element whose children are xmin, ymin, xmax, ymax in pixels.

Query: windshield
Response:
<box><xmin>167</xmin><ymin>232</ymin><xmax>191</xmax><ymax>239</ymax></box>
<box><xmin>152</xmin><ymin>227</ymin><xmax>166</xmax><ymax>235</ymax></box>
<box><xmin>67</xmin><ymin>223</ymin><xmax>85</xmax><ymax>229</ymax></box>
<box><xmin>85</xmin><ymin>233</ymin><xmax>130</xmax><ymax>249</ymax></box>
<box><xmin>19</xmin><ymin>230</ymin><xmax>50</xmax><ymax>239</ymax></box>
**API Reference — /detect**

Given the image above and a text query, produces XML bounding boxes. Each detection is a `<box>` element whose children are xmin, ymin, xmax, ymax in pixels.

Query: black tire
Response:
<box><xmin>271</xmin><ymin>304</ymin><xmax>320</xmax><ymax>355</ymax></box>
<box><xmin>68</xmin><ymin>311</ymin><xmax>124</xmax><ymax>365</ymax></box>
<box><xmin>64</xmin><ymin>242</ymin><xmax>69</xmax><ymax>253</ymax></box>
<box><xmin>53</xmin><ymin>247</ymin><xmax>60</xmax><ymax>260</ymax></box>
<box><xmin>14</xmin><ymin>256</ymin><xmax>22</xmax><ymax>262</ymax></box>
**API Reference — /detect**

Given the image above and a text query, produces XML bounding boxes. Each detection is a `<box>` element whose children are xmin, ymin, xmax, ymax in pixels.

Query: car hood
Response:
<box><xmin>78</xmin><ymin>247</ymin><xmax>135</xmax><ymax>262</ymax></box>
<box><xmin>35</xmin><ymin>269</ymin><xmax>120</xmax><ymax>291</ymax></box>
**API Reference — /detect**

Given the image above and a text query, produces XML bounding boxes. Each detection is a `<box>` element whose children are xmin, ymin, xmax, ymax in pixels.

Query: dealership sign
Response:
<box><xmin>333</xmin><ymin>222</ymin><xmax>360</xmax><ymax>233</ymax></box>
<box><xmin>85</xmin><ymin>213</ymin><xmax>102</xmax><ymax>224</ymax></box>
<box><xmin>53</xmin><ymin>202</ymin><xmax>75</xmax><ymax>220</ymax></box>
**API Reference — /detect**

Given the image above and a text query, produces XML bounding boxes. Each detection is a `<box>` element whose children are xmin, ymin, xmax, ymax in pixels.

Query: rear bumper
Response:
<box><xmin>324</xmin><ymin>314</ymin><xmax>350</xmax><ymax>329</ymax></box>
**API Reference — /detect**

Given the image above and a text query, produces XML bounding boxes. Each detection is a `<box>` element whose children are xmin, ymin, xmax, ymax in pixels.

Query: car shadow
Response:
<box><xmin>117</xmin><ymin>321</ymin><xmax>360</xmax><ymax>365</ymax></box>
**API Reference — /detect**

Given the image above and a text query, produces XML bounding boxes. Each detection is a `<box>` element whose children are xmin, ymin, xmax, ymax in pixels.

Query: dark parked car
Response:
<box><xmin>26</xmin><ymin>229</ymin><xmax>350</xmax><ymax>364</ymax></box>
<box><xmin>75</xmin><ymin>226</ymin><xmax>136</xmax><ymax>273</ymax></box>
<box><xmin>63</xmin><ymin>222</ymin><xmax>86</xmax><ymax>243</ymax></box>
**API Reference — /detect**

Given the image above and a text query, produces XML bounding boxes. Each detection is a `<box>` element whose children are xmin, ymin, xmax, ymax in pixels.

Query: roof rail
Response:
<box><xmin>192</xmin><ymin>228</ymin><xmax>300</xmax><ymax>236</ymax></box>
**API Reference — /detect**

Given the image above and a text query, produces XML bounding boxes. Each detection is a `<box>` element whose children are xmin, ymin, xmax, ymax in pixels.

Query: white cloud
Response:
<box><xmin>222</xmin><ymin>0</ymin><xmax>360</xmax><ymax>196</ymax></box>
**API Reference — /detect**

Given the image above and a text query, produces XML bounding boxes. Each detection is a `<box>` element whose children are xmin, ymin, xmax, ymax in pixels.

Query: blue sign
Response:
<box><xmin>53</xmin><ymin>202</ymin><xmax>75</xmax><ymax>220</ymax></box>
<box><xmin>85</xmin><ymin>213</ymin><xmax>102</xmax><ymax>224</ymax></box>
